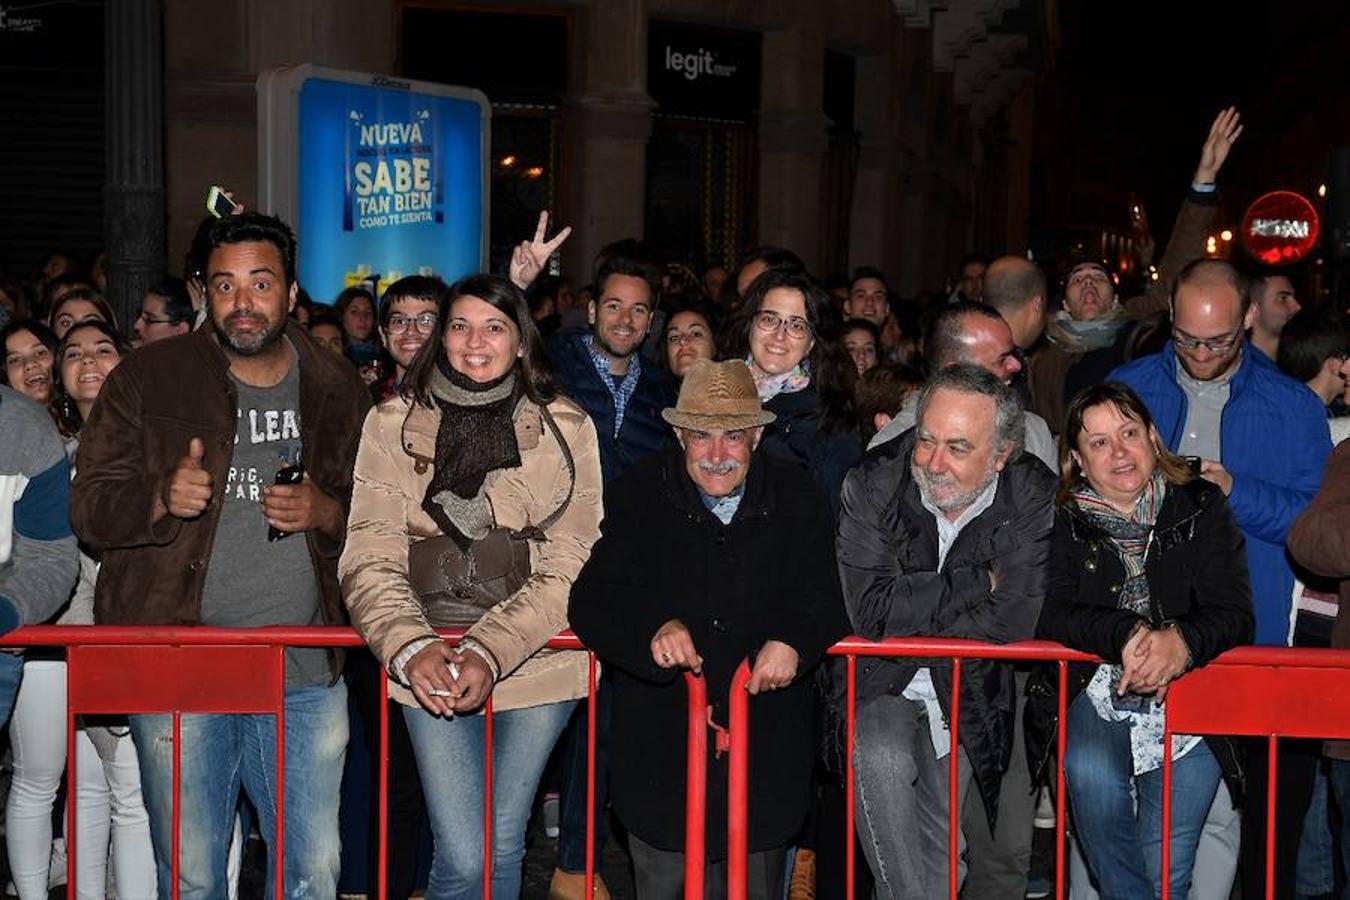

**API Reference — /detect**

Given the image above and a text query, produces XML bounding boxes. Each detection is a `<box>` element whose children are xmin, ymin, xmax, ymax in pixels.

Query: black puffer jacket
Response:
<box><xmin>835</xmin><ymin>429</ymin><xmax>1056</xmax><ymax>826</ymax></box>
<box><xmin>1026</xmin><ymin>478</ymin><xmax>1253</xmax><ymax>794</ymax></box>
<box><xmin>569</xmin><ymin>449</ymin><xmax>850</xmax><ymax>855</ymax></box>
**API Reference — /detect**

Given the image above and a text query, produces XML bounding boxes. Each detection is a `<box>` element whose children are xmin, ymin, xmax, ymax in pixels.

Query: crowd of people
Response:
<box><xmin>0</xmin><ymin>105</ymin><xmax>1348</xmax><ymax>900</ymax></box>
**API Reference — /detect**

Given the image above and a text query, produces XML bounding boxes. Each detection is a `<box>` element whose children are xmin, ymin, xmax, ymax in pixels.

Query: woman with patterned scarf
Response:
<box><xmin>719</xmin><ymin>266</ymin><xmax>862</xmax><ymax>516</ymax></box>
<box><xmin>1028</xmin><ymin>382</ymin><xmax>1252</xmax><ymax>900</ymax></box>
<box><xmin>340</xmin><ymin>273</ymin><xmax>604</xmax><ymax>900</ymax></box>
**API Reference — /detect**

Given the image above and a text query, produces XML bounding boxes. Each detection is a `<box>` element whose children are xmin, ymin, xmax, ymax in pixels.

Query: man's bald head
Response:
<box><xmin>1172</xmin><ymin>259</ymin><xmax>1250</xmax><ymax>318</ymax></box>
<box><xmin>983</xmin><ymin>256</ymin><xmax>1047</xmax><ymax>350</ymax></box>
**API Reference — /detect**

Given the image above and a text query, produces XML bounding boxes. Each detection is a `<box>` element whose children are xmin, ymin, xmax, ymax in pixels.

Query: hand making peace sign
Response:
<box><xmin>508</xmin><ymin>210</ymin><xmax>572</xmax><ymax>291</ymax></box>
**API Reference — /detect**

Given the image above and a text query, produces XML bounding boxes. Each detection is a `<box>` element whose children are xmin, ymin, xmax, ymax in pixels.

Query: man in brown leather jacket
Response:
<box><xmin>70</xmin><ymin>211</ymin><xmax>370</xmax><ymax>900</ymax></box>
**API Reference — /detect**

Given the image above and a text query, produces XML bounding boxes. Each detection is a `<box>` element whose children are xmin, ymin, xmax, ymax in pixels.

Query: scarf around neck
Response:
<box><xmin>1045</xmin><ymin>306</ymin><xmax>1131</xmax><ymax>353</ymax></box>
<box><xmin>748</xmin><ymin>356</ymin><xmax>811</xmax><ymax>402</ymax></box>
<box><xmin>422</xmin><ymin>355</ymin><xmax>521</xmax><ymax>543</ymax></box>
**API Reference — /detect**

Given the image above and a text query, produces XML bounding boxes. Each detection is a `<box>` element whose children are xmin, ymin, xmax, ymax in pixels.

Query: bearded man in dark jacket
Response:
<box><xmin>836</xmin><ymin>364</ymin><xmax>1055</xmax><ymax>900</ymax></box>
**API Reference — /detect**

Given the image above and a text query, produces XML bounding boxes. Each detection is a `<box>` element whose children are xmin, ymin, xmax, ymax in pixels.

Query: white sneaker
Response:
<box><xmin>543</xmin><ymin>793</ymin><xmax>560</xmax><ymax>839</ymax></box>
<box><xmin>1032</xmin><ymin>785</ymin><xmax>1056</xmax><ymax>829</ymax></box>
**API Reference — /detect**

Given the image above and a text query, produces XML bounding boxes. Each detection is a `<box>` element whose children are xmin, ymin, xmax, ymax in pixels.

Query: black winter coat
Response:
<box><xmin>568</xmin><ymin>449</ymin><xmax>850</xmax><ymax>855</ymax></box>
<box><xmin>1026</xmin><ymin>478</ymin><xmax>1254</xmax><ymax>794</ymax></box>
<box><xmin>835</xmin><ymin>430</ymin><xmax>1056</xmax><ymax>825</ymax></box>
<box><xmin>759</xmin><ymin>387</ymin><xmax>863</xmax><ymax>517</ymax></box>
<box><xmin>547</xmin><ymin>329</ymin><xmax>676</xmax><ymax>483</ymax></box>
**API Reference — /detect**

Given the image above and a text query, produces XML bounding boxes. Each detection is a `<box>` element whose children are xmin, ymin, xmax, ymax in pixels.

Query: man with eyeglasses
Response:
<box><xmin>1029</xmin><ymin>108</ymin><xmax>1243</xmax><ymax>431</ymax></box>
<box><xmin>133</xmin><ymin>277</ymin><xmax>195</xmax><ymax>347</ymax></box>
<box><xmin>370</xmin><ymin>275</ymin><xmax>445</xmax><ymax>401</ymax></box>
<box><xmin>1111</xmin><ymin>257</ymin><xmax>1332</xmax><ymax>900</ymax></box>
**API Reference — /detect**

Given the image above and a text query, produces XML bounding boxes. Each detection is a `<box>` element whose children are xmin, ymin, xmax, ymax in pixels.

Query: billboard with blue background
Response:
<box><xmin>257</xmin><ymin>67</ymin><xmax>489</xmax><ymax>304</ymax></box>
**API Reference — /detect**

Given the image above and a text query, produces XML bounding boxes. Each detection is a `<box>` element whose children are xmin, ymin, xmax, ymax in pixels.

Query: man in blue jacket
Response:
<box><xmin>1111</xmin><ymin>258</ymin><xmax>1330</xmax><ymax>645</ymax></box>
<box><xmin>1111</xmin><ymin>257</ymin><xmax>1331</xmax><ymax>900</ymax></box>
<box><xmin>546</xmin><ymin>240</ymin><xmax>676</xmax><ymax>900</ymax></box>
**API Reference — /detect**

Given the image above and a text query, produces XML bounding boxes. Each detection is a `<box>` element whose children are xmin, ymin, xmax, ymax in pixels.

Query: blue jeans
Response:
<box><xmin>0</xmin><ymin>652</ymin><xmax>23</xmax><ymax>726</ymax></box>
<box><xmin>1297</xmin><ymin>763</ymin><xmax>1335</xmax><ymax>896</ymax></box>
<box><xmin>404</xmin><ymin>699</ymin><xmax>576</xmax><ymax>900</ymax></box>
<box><xmin>128</xmin><ymin>682</ymin><xmax>348</xmax><ymax>900</ymax></box>
<box><xmin>1064</xmin><ymin>693</ymin><xmax>1220</xmax><ymax>900</ymax></box>
<box><xmin>1326</xmin><ymin>760</ymin><xmax>1350</xmax><ymax>900</ymax></box>
<box><xmin>852</xmin><ymin>693</ymin><xmax>973</xmax><ymax>900</ymax></box>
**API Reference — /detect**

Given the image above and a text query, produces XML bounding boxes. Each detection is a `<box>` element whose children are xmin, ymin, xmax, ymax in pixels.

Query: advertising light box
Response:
<box><xmin>257</xmin><ymin>65</ymin><xmax>489</xmax><ymax>303</ymax></box>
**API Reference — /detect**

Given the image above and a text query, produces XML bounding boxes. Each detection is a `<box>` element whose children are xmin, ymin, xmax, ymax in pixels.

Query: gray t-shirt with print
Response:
<box><xmin>200</xmin><ymin>347</ymin><xmax>328</xmax><ymax>686</ymax></box>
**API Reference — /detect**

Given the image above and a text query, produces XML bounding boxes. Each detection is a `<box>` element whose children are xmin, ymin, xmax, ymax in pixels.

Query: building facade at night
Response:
<box><xmin>0</xmin><ymin>0</ymin><xmax>1054</xmax><ymax>318</ymax></box>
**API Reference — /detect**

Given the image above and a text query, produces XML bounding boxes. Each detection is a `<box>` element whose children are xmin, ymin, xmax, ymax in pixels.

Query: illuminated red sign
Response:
<box><xmin>1241</xmin><ymin>191</ymin><xmax>1320</xmax><ymax>264</ymax></box>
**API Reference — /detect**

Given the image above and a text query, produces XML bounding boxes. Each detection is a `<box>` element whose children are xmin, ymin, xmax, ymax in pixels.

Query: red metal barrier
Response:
<box><xmin>11</xmin><ymin>625</ymin><xmax>712</xmax><ymax>900</ymax></box>
<box><xmin>723</xmin><ymin>637</ymin><xmax>1350</xmax><ymax>900</ymax></box>
<box><xmin>20</xmin><ymin>626</ymin><xmax>1350</xmax><ymax>900</ymax></box>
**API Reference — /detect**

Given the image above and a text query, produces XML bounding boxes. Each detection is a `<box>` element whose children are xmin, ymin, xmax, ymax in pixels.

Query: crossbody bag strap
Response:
<box><xmin>518</xmin><ymin>402</ymin><xmax>576</xmax><ymax>538</ymax></box>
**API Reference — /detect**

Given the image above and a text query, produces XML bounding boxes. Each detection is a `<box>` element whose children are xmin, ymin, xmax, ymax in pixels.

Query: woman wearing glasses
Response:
<box><xmin>371</xmin><ymin>276</ymin><xmax>447</xmax><ymax>401</ymax></box>
<box><xmin>721</xmin><ymin>267</ymin><xmax>861</xmax><ymax>513</ymax></box>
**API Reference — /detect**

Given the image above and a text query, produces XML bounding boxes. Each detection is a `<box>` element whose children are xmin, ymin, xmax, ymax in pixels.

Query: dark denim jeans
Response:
<box><xmin>1064</xmin><ymin>692</ymin><xmax>1220</xmax><ymax>900</ymax></box>
<box><xmin>555</xmin><ymin>675</ymin><xmax>612</xmax><ymax>873</ymax></box>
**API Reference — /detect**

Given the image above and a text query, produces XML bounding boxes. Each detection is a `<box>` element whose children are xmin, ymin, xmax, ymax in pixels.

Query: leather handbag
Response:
<box><xmin>406</xmin><ymin>405</ymin><xmax>575</xmax><ymax>629</ymax></box>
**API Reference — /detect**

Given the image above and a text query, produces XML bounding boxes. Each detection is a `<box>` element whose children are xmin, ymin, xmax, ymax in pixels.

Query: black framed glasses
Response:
<box><xmin>1171</xmin><ymin>328</ymin><xmax>1241</xmax><ymax>354</ymax></box>
<box><xmin>386</xmin><ymin>313</ymin><xmax>439</xmax><ymax>335</ymax></box>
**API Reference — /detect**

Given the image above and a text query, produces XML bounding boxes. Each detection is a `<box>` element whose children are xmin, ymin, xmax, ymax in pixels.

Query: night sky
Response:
<box><xmin>1034</xmin><ymin>2</ymin><xmax>1347</xmax><ymax>254</ymax></box>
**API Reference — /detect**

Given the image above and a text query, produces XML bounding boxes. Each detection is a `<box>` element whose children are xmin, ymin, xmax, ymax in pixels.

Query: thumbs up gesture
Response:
<box><xmin>160</xmin><ymin>437</ymin><xmax>215</xmax><ymax>521</ymax></box>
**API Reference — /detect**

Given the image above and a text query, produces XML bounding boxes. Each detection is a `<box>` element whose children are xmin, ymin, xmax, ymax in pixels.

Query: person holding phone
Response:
<box><xmin>340</xmin><ymin>273</ymin><xmax>603</xmax><ymax>900</ymax></box>
<box><xmin>69</xmin><ymin>212</ymin><xmax>371</xmax><ymax>900</ymax></box>
<box><xmin>1029</xmin><ymin>382</ymin><xmax>1252</xmax><ymax>900</ymax></box>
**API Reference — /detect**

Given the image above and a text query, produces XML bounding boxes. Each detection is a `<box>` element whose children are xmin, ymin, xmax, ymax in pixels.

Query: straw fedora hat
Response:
<box><xmin>661</xmin><ymin>359</ymin><xmax>777</xmax><ymax>432</ymax></box>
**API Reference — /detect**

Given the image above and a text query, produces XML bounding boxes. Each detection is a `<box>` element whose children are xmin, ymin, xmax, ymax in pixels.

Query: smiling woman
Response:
<box><xmin>54</xmin><ymin>320</ymin><xmax>132</xmax><ymax>438</ymax></box>
<box><xmin>1031</xmin><ymin>381</ymin><xmax>1252</xmax><ymax>900</ymax></box>
<box><xmin>721</xmin><ymin>267</ymin><xmax>861</xmax><ymax>513</ymax></box>
<box><xmin>341</xmin><ymin>272</ymin><xmax>603</xmax><ymax>900</ymax></box>
<box><xmin>1</xmin><ymin>320</ymin><xmax>59</xmax><ymax>405</ymax></box>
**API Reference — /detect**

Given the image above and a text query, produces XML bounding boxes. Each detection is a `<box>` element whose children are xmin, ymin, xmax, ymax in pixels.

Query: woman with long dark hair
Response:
<box><xmin>341</xmin><ymin>273</ymin><xmax>603</xmax><ymax>900</ymax></box>
<box><xmin>721</xmin><ymin>267</ymin><xmax>861</xmax><ymax>513</ymax></box>
<box><xmin>6</xmin><ymin>320</ymin><xmax>156</xmax><ymax>900</ymax></box>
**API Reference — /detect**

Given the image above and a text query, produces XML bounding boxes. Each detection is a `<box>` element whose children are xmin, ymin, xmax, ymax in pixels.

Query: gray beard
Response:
<box><xmin>913</xmin><ymin>464</ymin><xmax>996</xmax><ymax>517</ymax></box>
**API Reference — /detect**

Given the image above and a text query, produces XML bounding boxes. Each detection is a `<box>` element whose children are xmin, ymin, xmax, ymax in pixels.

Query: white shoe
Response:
<box><xmin>1033</xmin><ymin>785</ymin><xmax>1056</xmax><ymax>829</ymax></box>
<box><xmin>48</xmin><ymin>837</ymin><xmax>67</xmax><ymax>890</ymax></box>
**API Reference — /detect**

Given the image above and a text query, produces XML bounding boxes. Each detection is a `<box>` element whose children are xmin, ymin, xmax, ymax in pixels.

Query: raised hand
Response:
<box><xmin>1194</xmin><ymin>107</ymin><xmax>1243</xmax><ymax>184</ymax></box>
<box><xmin>508</xmin><ymin>210</ymin><xmax>572</xmax><ymax>290</ymax></box>
<box><xmin>158</xmin><ymin>437</ymin><xmax>213</xmax><ymax>522</ymax></box>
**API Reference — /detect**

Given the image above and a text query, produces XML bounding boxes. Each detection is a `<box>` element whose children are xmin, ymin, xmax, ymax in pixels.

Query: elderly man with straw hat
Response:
<box><xmin>569</xmin><ymin>359</ymin><xmax>849</xmax><ymax>900</ymax></box>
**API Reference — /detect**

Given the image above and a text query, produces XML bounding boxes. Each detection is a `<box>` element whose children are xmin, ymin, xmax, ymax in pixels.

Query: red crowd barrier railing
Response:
<box><xmin>14</xmin><ymin>626</ymin><xmax>1350</xmax><ymax>900</ymax></box>
<box><xmin>2</xmin><ymin>626</ymin><xmax>709</xmax><ymax>900</ymax></box>
<box><xmin>723</xmin><ymin>637</ymin><xmax>1350</xmax><ymax>900</ymax></box>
